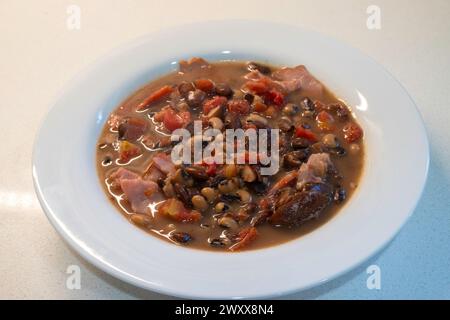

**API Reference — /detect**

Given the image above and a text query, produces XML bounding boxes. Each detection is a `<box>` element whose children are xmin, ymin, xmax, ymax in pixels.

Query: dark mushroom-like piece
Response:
<box><xmin>291</xmin><ymin>137</ymin><xmax>311</xmax><ymax>149</ymax></box>
<box><xmin>215</xmin><ymin>83</ymin><xmax>233</xmax><ymax>98</ymax></box>
<box><xmin>283</xmin><ymin>150</ymin><xmax>309</xmax><ymax>168</ymax></box>
<box><xmin>269</xmin><ymin>183</ymin><xmax>333</xmax><ymax>227</ymax></box>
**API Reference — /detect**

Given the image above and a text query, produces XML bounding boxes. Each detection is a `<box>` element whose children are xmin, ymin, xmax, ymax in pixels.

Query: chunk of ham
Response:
<box><xmin>272</xmin><ymin>65</ymin><xmax>324</xmax><ymax>95</ymax></box>
<box><xmin>109</xmin><ymin>168</ymin><xmax>159</xmax><ymax>214</ymax></box>
<box><xmin>296</xmin><ymin>153</ymin><xmax>332</xmax><ymax>190</ymax></box>
<box><xmin>110</xmin><ymin>167</ymin><xmax>139</xmax><ymax>182</ymax></box>
<box><xmin>144</xmin><ymin>164</ymin><xmax>165</xmax><ymax>182</ymax></box>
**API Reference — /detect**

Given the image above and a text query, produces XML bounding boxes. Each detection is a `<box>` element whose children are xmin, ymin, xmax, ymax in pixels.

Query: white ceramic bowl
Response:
<box><xmin>32</xmin><ymin>20</ymin><xmax>429</xmax><ymax>299</ymax></box>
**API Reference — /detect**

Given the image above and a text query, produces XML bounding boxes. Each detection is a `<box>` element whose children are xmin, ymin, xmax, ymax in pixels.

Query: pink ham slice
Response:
<box><xmin>109</xmin><ymin>168</ymin><xmax>159</xmax><ymax>214</ymax></box>
<box><xmin>144</xmin><ymin>164</ymin><xmax>165</xmax><ymax>182</ymax></box>
<box><xmin>120</xmin><ymin>178</ymin><xmax>159</xmax><ymax>213</ymax></box>
<box><xmin>152</xmin><ymin>153</ymin><xmax>176</xmax><ymax>175</ymax></box>
<box><xmin>109</xmin><ymin>167</ymin><xmax>139</xmax><ymax>182</ymax></box>
<box><xmin>272</xmin><ymin>65</ymin><xmax>324</xmax><ymax>95</ymax></box>
<box><xmin>296</xmin><ymin>153</ymin><xmax>332</xmax><ymax>190</ymax></box>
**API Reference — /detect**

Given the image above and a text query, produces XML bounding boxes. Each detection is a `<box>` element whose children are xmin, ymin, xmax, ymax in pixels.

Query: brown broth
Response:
<box><xmin>96</xmin><ymin>60</ymin><xmax>364</xmax><ymax>251</ymax></box>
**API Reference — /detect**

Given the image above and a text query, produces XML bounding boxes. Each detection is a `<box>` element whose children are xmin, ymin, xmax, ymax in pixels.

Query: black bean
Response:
<box><xmin>219</xmin><ymin>193</ymin><xmax>241</xmax><ymax>203</ymax></box>
<box><xmin>247</xmin><ymin>181</ymin><xmax>268</xmax><ymax>195</ymax></box>
<box><xmin>244</xmin><ymin>93</ymin><xmax>254</xmax><ymax>104</ymax></box>
<box><xmin>291</xmin><ymin>137</ymin><xmax>311</xmax><ymax>149</ymax></box>
<box><xmin>187</xmin><ymin>89</ymin><xmax>206</xmax><ymax>108</ymax></box>
<box><xmin>178</xmin><ymin>81</ymin><xmax>195</xmax><ymax>97</ymax></box>
<box><xmin>117</xmin><ymin>123</ymin><xmax>127</xmax><ymax>140</ymax></box>
<box><xmin>330</xmin><ymin>146</ymin><xmax>347</xmax><ymax>157</ymax></box>
<box><xmin>209</xmin><ymin>238</ymin><xmax>226</xmax><ymax>248</ymax></box>
<box><xmin>278</xmin><ymin>117</ymin><xmax>294</xmax><ymax>132</ymax></box>
<box><xmin>327</xmin><ymin>103</ymin><xmax>349</xmax><ymax>120</ymax></box>
<box><xmin>302</xmin><ymin>97</ymin><xmax>315</xmax><ymax>111</ymax></box>
<box><xmin>170</xmin><ymin>231</ymin><xmax>192</xmax><ymax>244</ymax></box>
<box><xmin>283</xmin><ymin>150</ymin><xmax>309</xmax><ymax>168</ymax></box>
<box><xmin>207</xmin><ymin>175</ymin><xmax>226</xmax><ymax>188</ymax></box>
<box><xmin>173</xmin><ymin>183</ymin><xmax>193</xmax><ymax>208</ymax></box>
<box><xmin>224</xmin><ymin>112</ymin><xmax>241</xmax><ymax>129</ymax></box>
<box><xmin>102</xmin><ymin>156</ymin><xmax>112</xmax><ymax>166</ymax></box>
<box><xmin>215</xmin><ymin>83</ymin><xmax>233</xmax><ymax>98</ymax></box>
<box><xmin>247</xmin><ymin>62</ymin><xmax>271</xmax><ymax>75</ymax></box>
<box><xmin>334</xmin><ymin>187</ymin><xmax>346</xmax><ymax>203</ymax></box>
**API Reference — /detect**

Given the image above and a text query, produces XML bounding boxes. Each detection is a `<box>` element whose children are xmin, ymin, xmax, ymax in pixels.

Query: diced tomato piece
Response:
<box><xmin>295</xmin><ymin>127</ymin><xmax>318</xmax><ymax>141</ymax></box>
<box><xmin>137</xmin><ymin>85</ymin><xmax>174</xmax><ymax>111</ymax></box>
<box><xmin>317</xmin><ymin>110</ymin><xmax>334</xmax><ymax>123</ymax></box>
<box><xmin>159</xmin><ymin>198</ymin><xmax>202</xmax><ymax>222</ymax></box>
<box><xmin>179</xmin><ymin>111</ymin><xmax>191</xmax><ymax>124</ymax></box>
<box><xmin>194</xmin><ymin>79</ymin><xmax>215</xmax><ymax>92</ymax></box>
<box><xmin>153</xmin><ymin>106</ymin><xmax>169</xmax><ymax>122</ymax></box>
<box><xmin>119</xmin><ymin>141</ymin><xmax>141</xmax><ymax>162</ymax></box>
<box><xmin>155</xmin><ymin>107</ymin><xmax>190</xmax><ymax>132</ymax></box>
<box><xmin>203</xmin><ymin>96</ymin><xmax>228</xmax><ymax>114</ymax></box>
<box><xmin>163</xmin><ymin>110</ymin><xmax>184</xmax><ymax>132</ymax></box>
<box><xmin>264</xmin><ymin>89</ymin><xmax>284</xmax><ymax>107</ymax></box>
<box><xmin>343</xmin><ymin>122</ymin><xmax>363</xmax><ymax>143</ymax></box>
<box><xmin>244</xmin><ymin>79</ymin><xmax>270</xmax><ymax>94</ymax></box>
<box><xmin>316</xmin><ymin>111</ymin><xmax>335</xmax><ymax>132</ymax></box>
<box><xmin>228</xmin><ymin>99</ymin><xmax>250</xmax><ymax>114</ymax></box>
<box><xmin>229</xmin><ymin>227</ymin><xmax>258</xmax><ymax>251</ymax></box>
<box><xmin>205</xmin><ymin>162</ymin><xmax>217</xmax><ymax>176</ymax></box>
<box><xmin>253</xmin><ymin>101</ymin><xmax>268</xmax><ymax>112</ymax></box>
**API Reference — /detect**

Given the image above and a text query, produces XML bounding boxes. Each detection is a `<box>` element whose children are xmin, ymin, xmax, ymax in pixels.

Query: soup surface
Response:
<box><xmin>96</xmin><ymin>58</ymin><xmax>364</xmax><ymax>251</ymax></box>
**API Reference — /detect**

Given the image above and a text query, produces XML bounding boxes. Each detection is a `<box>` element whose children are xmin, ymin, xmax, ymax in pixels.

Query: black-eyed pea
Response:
<box><xmin>218</xmin><ymin>179</ymin><xmax>237</xmax><ymax>194</ymax></box>
<box><xmin>208</xmin><ymin>117</ymin><xmax>224</xmax><ymax>130</ymax></box>
<box><xmin>236</xmin><ymin>189</ymin><xmax>251</xmax><ymax>203</ymax></box>
<box><xmin>130</xmin><ymin>214</ymin><xmax>152</xmax><ymax>227</ymax></box>
<box><xmin>201</xmin><ymin>187</ymin><xmax>217</xmax><ymax>203</ymax></box>
<box><xmin>241</xmin><ymin>165</ymin><xmax>256</xmax><ymax>182</ymax></box>
<box><xmin>214</xmin><ymin>202</ymin><xmax>229</xmax><ymax>213</ymax></box>
<box><xmin>218</xmin><ymin>216</ymin><xmax>239</xmax><ymax>230</ymax></box>
<box><xmin>191</xmin><ymin>195</ymin><xmax>208</xmax><ymax>211</ymax></box>
<box><xmin>322</xmin><ymin>134</ymin><xmax>338</xmax><ymax>148</ymax></box>
<box><xmin>223</xmin><ymin>164</ymin><xmax>238</xmax><ymax>178</ymax></box>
